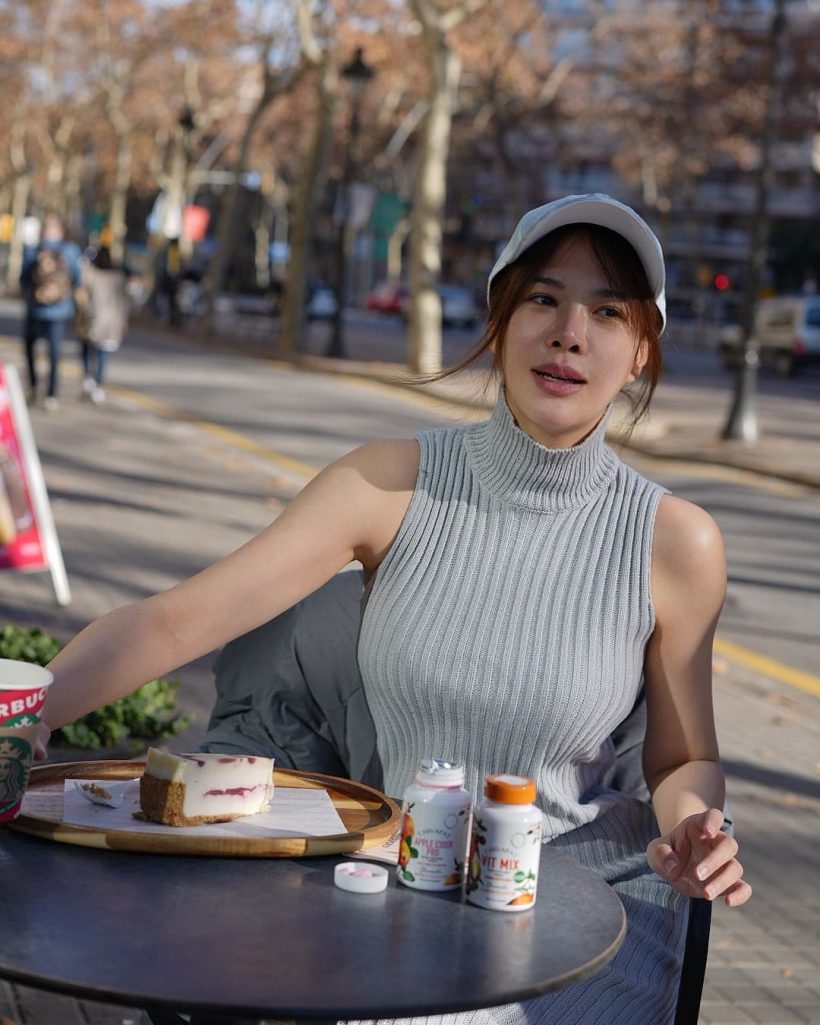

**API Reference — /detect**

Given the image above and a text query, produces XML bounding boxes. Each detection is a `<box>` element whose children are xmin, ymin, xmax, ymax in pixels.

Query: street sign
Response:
<box><xmin>0</xmin><ymin>363</ymin><xmax>71</xmax><ymax>606</ymax></box>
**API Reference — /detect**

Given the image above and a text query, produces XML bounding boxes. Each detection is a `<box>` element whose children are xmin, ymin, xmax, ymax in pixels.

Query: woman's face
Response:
<box><xmin>501</xmin><ymin>235</ymin><xmax>648</xmax><ymax>449</ymax></box>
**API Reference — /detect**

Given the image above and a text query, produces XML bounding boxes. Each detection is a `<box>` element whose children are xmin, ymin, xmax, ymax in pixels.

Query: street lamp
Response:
<box><xmin>326</xmin><ymin>48</ymin><xmax>374</xmax><ymax>358</ymax></box>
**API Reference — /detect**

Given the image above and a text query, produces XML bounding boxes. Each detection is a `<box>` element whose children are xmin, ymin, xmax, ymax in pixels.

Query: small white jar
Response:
<box><xmin>397</xmin><ymin>759</ymin><xmax>472</xmax><ymax>891</ymax></box>
<box><xmin>466</xmin><ymin>774</ymin><xmax>542</xmax><ymax>912</ymax></box>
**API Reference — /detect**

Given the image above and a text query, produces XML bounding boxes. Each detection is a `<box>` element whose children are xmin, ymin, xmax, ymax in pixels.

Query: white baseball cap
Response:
<box><xmin>487</xmin><ymin>193</ymin><xmax>667</xmax><ymax>331</ymax></box>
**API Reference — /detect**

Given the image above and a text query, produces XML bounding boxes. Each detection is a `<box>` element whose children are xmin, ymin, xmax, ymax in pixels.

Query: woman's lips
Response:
<box><xmin>532</xmin><ymin>364</ymin><xmax>586</xmax><ymax>395</ymax></box>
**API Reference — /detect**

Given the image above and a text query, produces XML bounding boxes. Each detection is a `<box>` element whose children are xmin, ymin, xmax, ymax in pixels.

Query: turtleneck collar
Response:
<box><xmin>464</xmin><ymin>392</ymin><xmax>619</xmax><ymax>512</ymax></box>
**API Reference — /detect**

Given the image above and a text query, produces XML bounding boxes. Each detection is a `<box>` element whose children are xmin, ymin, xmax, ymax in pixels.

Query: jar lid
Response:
<box><xmin>484</xmin><ymin>774</ymin><xmax>537</xmax><ymax>804</ymax></box>
<box><xmin>334</xmin><ymin>862</ymin><xmax>389</xmax><ymax>894</ymax></box>
<box><xmin>415</xmin><ymin>758</ymin><xmax>465</xmax><ymax>787</ymax></box>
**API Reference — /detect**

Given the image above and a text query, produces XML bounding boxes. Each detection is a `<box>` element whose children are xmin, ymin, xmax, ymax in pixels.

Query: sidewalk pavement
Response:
<box><xmin>0</xmin><ymin>320</ymin><xmax>818</xmax><ymax>1025</ymax></box>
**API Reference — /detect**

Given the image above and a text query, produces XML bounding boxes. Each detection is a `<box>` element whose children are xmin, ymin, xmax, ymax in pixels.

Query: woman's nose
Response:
<box><xmin>549</xmin><ymin>305</ymin><xmax>587</xmax><ymax>351</ymax></box>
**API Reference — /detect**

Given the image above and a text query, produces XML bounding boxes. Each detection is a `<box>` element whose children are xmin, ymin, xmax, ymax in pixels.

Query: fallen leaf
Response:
<box><xmin>780</xmin><ymin>967</ymin><xmax>794</xmax><ymax>978</ymax></box>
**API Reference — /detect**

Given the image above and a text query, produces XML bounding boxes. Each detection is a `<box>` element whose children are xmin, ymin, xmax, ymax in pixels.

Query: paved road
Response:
<box><xmin>0</xmin><ymin>309</ymin><xmax>817</xmax><ymax>1025</ymax></box>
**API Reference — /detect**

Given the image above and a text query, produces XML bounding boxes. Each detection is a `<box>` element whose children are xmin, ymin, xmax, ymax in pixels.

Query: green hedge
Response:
<box><xmin>0</xmin><ymin>624</ymin><xmax>188</xmax><ymax>750</ymax></box>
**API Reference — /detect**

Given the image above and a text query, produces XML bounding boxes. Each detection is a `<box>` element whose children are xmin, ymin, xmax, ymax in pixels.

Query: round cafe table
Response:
<box><xmin>0</xmin><ymin>828</ymin><xmax>625</xmax><ymax>1022</ymax></box>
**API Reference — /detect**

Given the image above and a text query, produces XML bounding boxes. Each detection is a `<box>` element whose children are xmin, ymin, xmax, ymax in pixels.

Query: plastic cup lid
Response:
<box><xmin>334</xmin><ymin>862</ymin><xmax>389</xmax><ymax>894</ymax></box>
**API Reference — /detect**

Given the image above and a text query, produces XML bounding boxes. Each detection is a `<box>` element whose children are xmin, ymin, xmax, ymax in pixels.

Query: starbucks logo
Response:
<box><xmin>0</xmin><ymin>735</ymin><xmax>32</xmax><ymax>815</ymax></box>
<box><xmin>3</xmin><ymin>713</ymin><xmax>37</xmax><ymax>728</ymax></box>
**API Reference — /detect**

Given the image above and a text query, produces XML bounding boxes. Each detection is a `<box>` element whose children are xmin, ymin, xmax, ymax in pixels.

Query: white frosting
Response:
<box><xmin>144</xmin><ymin>749</ymin><xmax>275</xmax><ymax>818</ymax></box>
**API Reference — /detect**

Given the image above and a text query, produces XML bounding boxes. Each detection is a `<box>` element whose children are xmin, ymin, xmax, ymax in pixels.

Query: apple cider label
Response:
<box><xmin>397</xmin><ymin>798</ymin><xmax>471</xmax><ymax>891</ymax></box>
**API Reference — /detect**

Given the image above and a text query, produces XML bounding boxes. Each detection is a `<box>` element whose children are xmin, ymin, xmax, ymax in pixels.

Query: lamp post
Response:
<box><xmin>327</xmin><ymin>48</ymin><xmax>374</xmax><ymax>358</ymax></box>
<box><xmin>721</xmin><ymin>0</ymin><xmax>787</xmax><ymax>442</ymax></box>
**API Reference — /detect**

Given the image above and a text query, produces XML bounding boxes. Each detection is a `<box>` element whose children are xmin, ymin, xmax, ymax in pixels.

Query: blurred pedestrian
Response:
<box><xmin>76</xmin><ymin>243</ymin><xmax>130</xmax><ymax>405</ymax></box>
<box><xmin>19</xmin><ymin>213</ymin><xmax>82</xmax><ymax>411</ymax></box>
<box><xmin>154</xmin><ymin>237</ymin><xmax>183</xmax><ymax>327</ymax></box>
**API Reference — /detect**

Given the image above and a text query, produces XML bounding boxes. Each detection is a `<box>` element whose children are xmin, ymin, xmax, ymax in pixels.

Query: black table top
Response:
<box><xmin>0</xmin><ymin>828</ymin><xmax>625</xmax><ymax>1020</ymax></box>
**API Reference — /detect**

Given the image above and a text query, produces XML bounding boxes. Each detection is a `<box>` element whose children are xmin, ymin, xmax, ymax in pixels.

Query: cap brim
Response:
<box><xmin>488</xmin><ymin>195</ymin><xmax>667</xmax><ymax>329</ymax></box>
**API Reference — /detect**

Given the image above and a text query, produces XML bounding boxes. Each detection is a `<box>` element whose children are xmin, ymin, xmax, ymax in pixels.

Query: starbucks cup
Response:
<box><xmin>0</xmin><ymin>721</ymin><xmax>39</xmax><ymax>822</ymax></box>
<box><xmin>0</xmin><ymin>659</ymin><xmax>54</xmax><ymax>728</ymax></box>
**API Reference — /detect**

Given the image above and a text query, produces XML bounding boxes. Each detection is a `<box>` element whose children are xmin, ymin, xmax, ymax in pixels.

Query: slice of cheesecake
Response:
<box><xmin>139</xmin><ymin>748</ymin><xmax>275</xmax><ymax>826</ymax></box>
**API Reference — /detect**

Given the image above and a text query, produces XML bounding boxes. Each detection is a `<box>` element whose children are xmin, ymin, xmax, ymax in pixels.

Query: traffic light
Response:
<box><xmin>714</xmin><ymin>273</ymin><xmax>731</xmax><ymax>291</ymax></box>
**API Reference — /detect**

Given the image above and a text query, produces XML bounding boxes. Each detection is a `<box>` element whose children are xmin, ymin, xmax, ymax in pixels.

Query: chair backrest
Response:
<box><xmin>675</xmin><ymin>898</ymin><xmax>713</xmax><ymax>1025</ymax></box>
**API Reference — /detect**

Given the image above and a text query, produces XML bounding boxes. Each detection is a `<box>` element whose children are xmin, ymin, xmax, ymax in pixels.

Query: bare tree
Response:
<box><xmin>6</xmin><ymin>118</ymin><xmax>34</xmax><ymax>294</ymax></box>
<box><xmin>92</xmin><ymin>0</ymin><xmax>159</xmax><ymax>262</ymax></box>
<box><xmin>276</xmin><ymin>20</ymin><xmax>338</xmax><ymax>355</ymax></box>
<box><xmin>406</xmin><ymin>0</ymin><xmax>490</xmax><ymax>374</ymax></box>
<box><xmin>204</xmin><ymin>3</ymin><xmax>307</xmax><ymax>327</ymax></box>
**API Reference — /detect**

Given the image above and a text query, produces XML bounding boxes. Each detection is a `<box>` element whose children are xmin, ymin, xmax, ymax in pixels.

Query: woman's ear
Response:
<box><xmin>627</xmin><ymin>338</ymin><xmax>649</xmax><ymax>382</ymax></box>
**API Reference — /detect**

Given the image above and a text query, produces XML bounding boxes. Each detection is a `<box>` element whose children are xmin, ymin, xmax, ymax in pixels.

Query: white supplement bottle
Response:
<box><xmin>466</xmin><ymin>774</ymin><xmax>542</xmax><ymax>911</ymax></box>
<box><xmin>397</xmin><ymin>759</ymin><xmax>472</xmax><ymax>891</ymax></box>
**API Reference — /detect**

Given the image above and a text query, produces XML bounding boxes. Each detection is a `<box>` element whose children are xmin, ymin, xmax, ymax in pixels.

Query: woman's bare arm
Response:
<box><xmin>41</xmin><ymin>438</ymin><xmax>420</xmax><ymax>732</ymax></box>
<box><xmin>643</xmin><ymin>493</ymin><xmax>751</xmax><ymax>907</ymax></box>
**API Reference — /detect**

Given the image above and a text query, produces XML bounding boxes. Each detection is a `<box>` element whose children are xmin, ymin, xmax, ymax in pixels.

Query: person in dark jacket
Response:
<box><xmin>19</xmin><ymin>213</ymin><xmax>82</xmax><ymax>411</ymax></box>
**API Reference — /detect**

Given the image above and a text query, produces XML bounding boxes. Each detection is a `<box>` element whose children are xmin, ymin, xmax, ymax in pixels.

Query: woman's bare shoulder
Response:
<box><xmin>654</xmin><ymin>493</ymin><xmax>723</xmax><ymax>557</ymax></box>
<box><xmin>339</xmin><ymin>438</ymin><xmax>421</xmax><ymax>493</ymax></box>
<box><xmin>332</xmin><ymin>439</ymin><xmax>420</xmax><ymax>570</ymax></box>
<box><xmin>652</xmin><ymin>493</ymin><xmax>726</xmax><ymax>615</ymax></box>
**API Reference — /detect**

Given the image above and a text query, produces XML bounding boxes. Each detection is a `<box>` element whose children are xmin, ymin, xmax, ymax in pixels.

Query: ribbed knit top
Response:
<box><xmin>359</xmin><ymin>395</ymin><xmax>666</xmax><ymax>840</ymax></box>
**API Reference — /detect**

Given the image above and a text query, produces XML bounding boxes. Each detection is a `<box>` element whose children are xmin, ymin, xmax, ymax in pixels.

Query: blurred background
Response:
<box><xmin>0</xmin><ymin>0</ymin><xmax>817</xmax><ymax>373</ymax></box>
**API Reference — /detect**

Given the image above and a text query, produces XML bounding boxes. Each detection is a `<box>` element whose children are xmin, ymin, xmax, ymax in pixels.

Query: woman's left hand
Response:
<box><xmin>647</xmin><ymin>807</ymin><xmax>752</xmax><ymax>907</ymax></box>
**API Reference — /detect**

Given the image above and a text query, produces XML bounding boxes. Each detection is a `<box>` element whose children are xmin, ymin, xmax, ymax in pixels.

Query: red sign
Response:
<box><xmin>0</xmin><ymin>365</ymin><xmax>48</xmax><ymax>571</ymax></box>
<box><xmin>182</xmin><ymin>204</ymin><xmax>210</xmax><ymax>244</ymax></box>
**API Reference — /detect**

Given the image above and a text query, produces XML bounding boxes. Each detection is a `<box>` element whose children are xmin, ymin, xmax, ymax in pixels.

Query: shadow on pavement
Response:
<box><xmin>722</xmin><ymin>758</ymin><xmax>819</xmax><ymax>800</ymax></box>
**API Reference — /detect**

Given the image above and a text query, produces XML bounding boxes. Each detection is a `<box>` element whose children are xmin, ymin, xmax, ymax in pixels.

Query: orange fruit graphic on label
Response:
<box><xmin>399</xmin><ymin>837</ymin><xmax>413</xmax><ymax>868</ymax></box>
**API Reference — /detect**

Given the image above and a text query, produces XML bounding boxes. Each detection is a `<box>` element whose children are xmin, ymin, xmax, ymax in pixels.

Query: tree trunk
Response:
<box><xmin>721</xmin><ymin>0</ymin><xmax>788</xmax><ymax>442</ymax></box>
<box><xmin>387</xmin><ymin>218</ymin><xmax>410</xmax><ymax>282</ymax></box>
<box><xmin>277</xmin><ymin>63</ymin><xmax>337</xmax><ymax>357</ymax></box>
<box><xmin>205</xmin><ymin>96</ymin><xmax>270</xmax><ymax>329</ymax></box>
<box><xmin>163</xmin><ymin>130</ymin><xmax>188</xmax><ymax>243</ymax></box>
<box><xmin>408</xmin><ymin>32</ymin><xmax>461</xmax><ymax>374</ymax></box>
<box><xmin>6</xmin><ymin>172</ymin><xmax>32</xmax><ymax>295</ymax></box>
<box><xmin>109</xmin><ymin>131</ymin><xmax>132</xmax><ymax>265</ymax></box>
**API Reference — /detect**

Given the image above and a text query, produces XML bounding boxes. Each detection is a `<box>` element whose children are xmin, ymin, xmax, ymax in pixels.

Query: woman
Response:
<box><xmin>37</xmin><ymin>194</ymin><xmax>750</xmax><ymax>1024</ymax></box>
<box><xmin>76</xmin><ymin>245</ymin><xmax>130</xmax><ymax>404</ymax></box>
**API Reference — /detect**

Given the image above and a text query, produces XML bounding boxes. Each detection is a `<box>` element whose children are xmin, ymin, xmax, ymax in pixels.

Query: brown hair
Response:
<box><xmin>437</xmin><ymin>224</ymin><xmax>663</xmax><ymax>428</ymax></box>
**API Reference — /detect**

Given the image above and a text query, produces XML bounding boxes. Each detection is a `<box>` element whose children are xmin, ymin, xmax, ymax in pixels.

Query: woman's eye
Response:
<box><xmin>530</xmin><ymin>293</ymin><xmax>556</xmax><ymax>306</ymax></box>
<box><xmin>598</xmin><ymin>306</ymin><xmax>623</xmax><ymax>319</ymax></box>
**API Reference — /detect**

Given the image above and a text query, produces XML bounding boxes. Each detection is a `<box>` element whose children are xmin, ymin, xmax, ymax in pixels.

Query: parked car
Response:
<box><xmin>307</xmin><ymin>283</ymin><xmax>338</xmax><ymax>321</ymax></box>
<box><xmin>398</xmin><ymin>283</ymin><xmax>480</xmax><ymax>329</ymax></box>
<box><xmin>439</xmin><ymin>284</ymin><xmax>479</xmax><ymax>328</ymax></box>
<box><xmin>366</xmin><ymin>280</ymin><xmax>408</xmax><ymax>315</ymax></box>
<box><xmin>719</xmin><ymin>296</ymin><xmax>820</xmax><ymax>376</ymax></box>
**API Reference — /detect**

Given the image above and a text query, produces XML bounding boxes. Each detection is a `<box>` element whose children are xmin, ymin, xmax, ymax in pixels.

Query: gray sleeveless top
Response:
<box><xmin>356</xmin><ymin>396</ymin><xmax>688</xmax><ymax>1025</ymax></box>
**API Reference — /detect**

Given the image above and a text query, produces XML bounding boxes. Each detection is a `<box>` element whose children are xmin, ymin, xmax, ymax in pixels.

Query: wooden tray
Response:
<box><xmin>10</xmin><ymin>760</ymin><xmax>401</xmax><ymax>858</ymax></box>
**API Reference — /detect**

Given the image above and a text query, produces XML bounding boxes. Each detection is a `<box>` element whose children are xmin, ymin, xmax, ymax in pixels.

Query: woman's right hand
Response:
<box><xmin>34</xmin><ymin>719</ymin><xmax>51</xmax><ymax>761</ymax></box>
